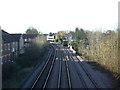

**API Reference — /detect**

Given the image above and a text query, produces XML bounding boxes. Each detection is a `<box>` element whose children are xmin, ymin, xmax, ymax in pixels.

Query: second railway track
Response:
<box><xmin>31</xmin><ymin>45</ymin><xmax>56</xmax><ymax>88</ymax></box>
<box><xmin>66</xmin><ymin>47</ymin><xmax>99</xmax><ymax>88</ymax></box>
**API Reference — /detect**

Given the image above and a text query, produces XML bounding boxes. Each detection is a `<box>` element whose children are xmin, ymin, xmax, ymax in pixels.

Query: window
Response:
<box><xmin>28</xmin><ymin>38</ymin><xmax>31</xmax><ymax>41</ymax></box>
<box><xmin>0</xmin><ymin>44</ymin><xmax>2</xmax><ymax>52</ymax></box>
<box><xmin>8</xmin><ymin>55</ymin><xmax>10</xmax><ymax>62</ymax></box>
<box><xmin>25</xmin><ymin>39</ymin><xmax>27</xmax><ymax>42</ymax></box>
<box><xmin>8</xmin><ymin>43</ymin><xmax>10</xmax><ymax>51</ymax></box>
<box><xmin>4</xmin><ymin>55</ymin><xmax>7</xmax><ymax>63</ymax></box>
<box><xmin>12</xmin><ymin>42</ymin><xmax>15</xmax><ymax>52</ymax></box>
<box><xmin>16</xmin><ymin>42</ymin><xmax>18</xmax><ymax>50</ymax></box>
<box><xmin>9</xmin><ymin>54</ymin><xmax>11</xmax><ymax>61</ymax></box>
<box><xmin>0</xmin><ymin>56</ymin><xmax>2</xmax><ymax>60</ymax></box>
<box><xmin>4</xmin><ymin>44</ymin><xmax>6</xmax><ymax>51</ymax></box>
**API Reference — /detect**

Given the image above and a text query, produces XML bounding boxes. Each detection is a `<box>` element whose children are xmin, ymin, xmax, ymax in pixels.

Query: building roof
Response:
<box><xmin>10</xmin><ymin>34</ymin><xmax>22</xmax><ymax>41</ymax></box>
<box><xmin>43</xmin><ymin>34</ymin><xmax>48</xmax><ymax>36</ymax></box>
<box><xmin>2</xmin><ymin>30</ymin><xmax>14</xmax><ymax>43</ymax></box>
<box><xmin>2</xmin><ymin>30</ymin><xmax>38</xmax><ymax>43</ymax></box>
<box><xmin>23</xmin><ymin>34</ymin><xmax>38</xmax><ymax>39</ymax></box>
<box><xmin>2</xmin><ymin>30</ymin><xmax>22</xmax><ymax>43</ymax></box>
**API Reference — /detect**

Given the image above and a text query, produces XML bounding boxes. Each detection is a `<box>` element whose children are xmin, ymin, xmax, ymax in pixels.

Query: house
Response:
<box><xmin>1</xmin><ymin>30</ymin><xmax>16</xmax><ymax>63</ymax></box>
<box><xmin>10</xmin><ymin>34</ymin><xmax>24</xmax><ymax>54</ymax></box>
<box><xmin>23</xmin><ymin>34</ymin><xmax>38</xmax><ymax>47</ymax></box>
<box><xmin>55</xmin><ymin>31</ymin><xmax>64</xmax><ymax>40</ymax></box>
<box><xmin>47</xmin><ymin>34</ymin><xmax>55</xmax><ymax>42</ymax></box>
<box><xmin>0</xmin><ymin>27</ymin><xmax>39</xmax><ymax>64</ymax></box>
<box><xmin>63</xmin><ymin>33</ymin><xmax>75</xmax><ymax>41</ymax></box>
<box><xmin>0</xmin><ymin>30</ymin><xmax>24</xmax><ymax>64</ymax></box>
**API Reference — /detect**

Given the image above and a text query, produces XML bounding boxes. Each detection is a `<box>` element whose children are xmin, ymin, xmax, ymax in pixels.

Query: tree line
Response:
<box><xmin>56</xmin><ymin>27</ymin><xmax>119</xmax><ymax>76</ymax></box>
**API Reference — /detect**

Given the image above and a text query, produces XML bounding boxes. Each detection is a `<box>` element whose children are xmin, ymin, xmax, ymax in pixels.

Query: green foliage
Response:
<box><xmin>49</xmin><ymin>32</ymin><xmax>53</xmax><ymax>36</ymax></box>
<box><xmin>3</xmin><ymin>44</ymin><xmax>47</xmax><ymax>81</ymax></box>
<box><xmin>74</xmin><ymin>28</ymin><xmax>86</xmax><ymax>41</ymax></box>
<box><xmin>16</xmin><ymin>44</ymin><xmax>46</xmax><ymax>68</ymax></box>
<box><xmin>71</xmin><ymin>41</ymin><xmax>78</xmax><ymax>51</ymax></box>
<box><xmin>26</xmin><ymin>26</ymin><xmax>39</xmax><ymax>34</ymax></box>
<box><xmin>2</xmin><ymin>63</ymin><xmax>21</xmax><ymax>80</ymax></box>
<box><xmin>63</xmin><ymin>41</ymin><xmax>68</xmax><ymax>46</ymax></box>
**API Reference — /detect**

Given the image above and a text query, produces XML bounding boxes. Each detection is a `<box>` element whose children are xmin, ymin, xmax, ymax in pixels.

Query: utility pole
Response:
<box><xmin>0</xmin><ymin>26</ymin><xmax>2</xmax><ymax>89</ymax></box>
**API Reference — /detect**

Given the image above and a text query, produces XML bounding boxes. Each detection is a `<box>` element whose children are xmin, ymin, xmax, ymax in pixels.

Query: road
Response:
<box><xmin>21</xmin><ymin>44</ymin><xmax>113</xmax><ymax>88</ymax></box>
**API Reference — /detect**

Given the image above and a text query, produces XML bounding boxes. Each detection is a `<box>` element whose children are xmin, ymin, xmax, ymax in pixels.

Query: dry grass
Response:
<box><xmin>78</xmin><ymin>30</ymin><xmax>119</xmax><ymax>74</ymax></box>
<box><xmin>76</xmin><ymin>30</ymin><xmax>119</xmax><ymax>87</ymax></box>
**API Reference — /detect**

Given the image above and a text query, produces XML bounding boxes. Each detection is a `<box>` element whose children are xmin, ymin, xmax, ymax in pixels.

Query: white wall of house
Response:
<box><xmin>47</xmin><ymin>35</ymin><xmax>55</xmax><ymax>41</ymax></box>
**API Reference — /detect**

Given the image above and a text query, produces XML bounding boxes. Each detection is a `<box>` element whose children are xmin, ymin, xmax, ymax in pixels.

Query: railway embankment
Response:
<box><xmin>70</xmin><ymin>45</ymin><xmax>118</xmax><ymax>88</ymax></box>
<box><xmin>2</xmin><ymin>43</ymin><xmax>48</xmax><ymax>88</ymax></box>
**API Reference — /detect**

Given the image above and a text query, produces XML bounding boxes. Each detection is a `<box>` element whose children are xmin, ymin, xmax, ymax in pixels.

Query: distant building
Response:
<box><xmin>63</xmin><ymin>33</ymin><xmax>75</xmax><ymax>41</ymax></box>
<box><xmin>23</xmin><ymin>34</ymin><xmax>38</xmax><ymax>47</ymax></box>
<box><xmin>0</xmin><ymin>28</ymin><xmax>38</xmax><ymax>64</ymax></box>
<box><xmin>47</xmin><ymin>34</ymin><xmax>55</xmax><ymax>42</ymax></box>
<box><xmin>10</xmin><ymin>34</ymin><xmax>24</xmax><ymax>54</ymax></box>
<box><xmin>1</xmin><ymin>30</ymin><xmax>24</xmax><ymax>64</ymax></box>
<box><xmin>55</xmin><ymin>31</ymin><xmax>64</xmax><ymax>40</ymax></box>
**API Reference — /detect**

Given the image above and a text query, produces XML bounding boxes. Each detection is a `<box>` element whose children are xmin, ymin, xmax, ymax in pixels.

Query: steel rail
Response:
<box><xmin>42</xmin><ymin>45</ymin><xmax>57</xmax><ymax>88</ymax></box>
<box><xmin>63</xmin><ymin>47</ymin><xmax>72</xmax><ymax>89</ymax></box>
<box><xmin>31</xmin><ymin>45</ymin><xmax>55</xmax><ymax>89</ymax></box>
<box><xmin>65</xmin><ymin>48</ymin><xmax>88</xmax><ymax>88</ymax></box>
<box><xmin>72</xmin><ymin>51</ymin><xmax>99</xmax><ymax>88</ymax></box>
<box><xmin>21</xmin><ymin>46</ymin><xmax>52</xmax><ymax>88</ymax></box>
<box><xmin>57</xmin><ymin>46</ymin><xmax>62</xmax><ymax>88</ymax></box>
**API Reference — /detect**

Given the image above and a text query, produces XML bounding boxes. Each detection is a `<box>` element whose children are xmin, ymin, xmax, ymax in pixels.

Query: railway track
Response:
<box><xmin>66</xmin><ymin>47</ymin><xmax>99</xmax><ymax>88</ymax></box>
<box><xmin>31</xmin><ymin>45</ymin><xmax>72</xmax><ymax>88</ymax></box>
<box><xmin>64</xmin><ymin>47</ymin><xmax>88</xmax><ymax>88</ymax></box>
<box><xmin>75</xmin><ymin>54</ymin><xmax>99</xmax><ymax>88</ymax></box>
<box><xmin>57</xmin><ymin>46</ymin><xmax>62</xmax><ymax>88</ymax></box>
<box><xmin>55</xmin><ymin>46</ymin><xmax>72</xmax><ymax>88</ymax></box>
<box><xmin>44</xmin><ymin>45</ymin><xmax>60</xmax><ymax>88</ymax></box>
<box><xmin>22</xmin><ymin>45</ymin><xmax>103</xmax><ymax>88</ymax></box>
<box><xmin>31</xmin><ymin>45</ymin><xmax>56</xmax><ymax>88</ymax></box>
<box><xmin>62</xmin><ymin>47</ymin><xmax>72</xmax><ymax>88</ymax></box>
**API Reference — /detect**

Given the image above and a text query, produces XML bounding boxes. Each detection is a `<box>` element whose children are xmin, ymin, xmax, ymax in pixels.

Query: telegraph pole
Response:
<box><xmin>0</xmin><ymin>26</ymin><xmax>2</xmax><ymax>89</ymax></box>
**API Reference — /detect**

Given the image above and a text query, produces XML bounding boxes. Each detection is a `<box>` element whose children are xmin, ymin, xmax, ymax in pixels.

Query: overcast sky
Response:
<box><xmin>0</xmin><ymin>0</ymin><xmax>119</xmax><ymax>34</ymax></box>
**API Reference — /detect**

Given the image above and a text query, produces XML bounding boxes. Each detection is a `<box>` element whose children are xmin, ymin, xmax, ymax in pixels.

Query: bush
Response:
<box><xmin>3</xmin><ymin>35</ymin><xmax>48</xmax><ymax>86</ymax></box>
<box><xmin>2</xmin><ymin>63</ymin><xmax>20</xmax><ymax>80</ymax></box>
<box><xmin>77</xmin><ymin>30</ymin><xmax>119</xmax><ymax>74</ymax></box>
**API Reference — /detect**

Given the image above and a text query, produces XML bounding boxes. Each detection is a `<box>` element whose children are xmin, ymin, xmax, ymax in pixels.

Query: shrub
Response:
<box><xmin>77</xmin><ymin>30</ymin><xmax>119</xmax><ymax>74</ymax></box>
<box><xmin>3</xmin><ymin>35</ymin><xmax>48</xmax><ymax>83</ymax></box>
<box><xmin>2</xmin><ymin>63</ymin><xmax>20</xmax><ymax>80</ymax></box>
